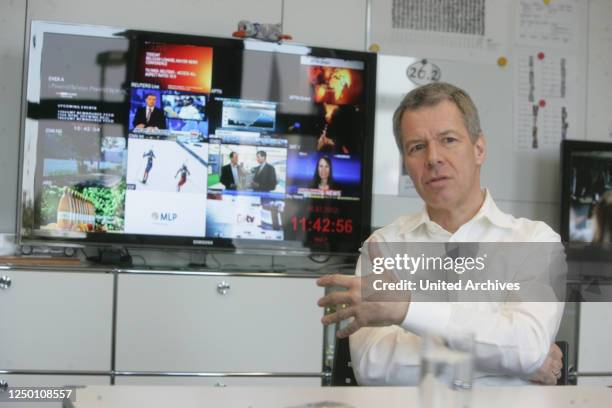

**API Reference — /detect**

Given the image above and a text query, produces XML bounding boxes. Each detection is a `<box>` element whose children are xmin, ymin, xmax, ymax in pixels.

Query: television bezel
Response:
<box><xmin>16</xmin><ymin>21</ymin><xmax>377</xmax><ymax>256</ymax></box>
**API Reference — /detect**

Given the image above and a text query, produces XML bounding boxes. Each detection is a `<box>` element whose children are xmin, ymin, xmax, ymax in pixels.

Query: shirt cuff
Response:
<box><xmin>400</xmin><ymin>302</ymin><xmax>453</xmax><ymax>337</ymax></box>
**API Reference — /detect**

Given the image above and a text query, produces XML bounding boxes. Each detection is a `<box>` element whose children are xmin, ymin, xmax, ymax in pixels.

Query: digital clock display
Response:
<box><xmin>291</xmin><ymin>216</ymin><xmax>354</xmax><ymax>234</ymax></box>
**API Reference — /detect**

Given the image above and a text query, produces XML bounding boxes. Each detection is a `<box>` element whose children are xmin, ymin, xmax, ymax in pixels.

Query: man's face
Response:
<box><xmin>400</xmin><ymin>100</ymin><xmax>486</xmax><ymax>211</ymax></box>
<box><xmin>230</xmin><ymin>153</ymin><xmax>238</xmax><ymax>165</ymax></box>
<box><xmin>256</xmin><ymin>154</ymin><xmax>264</xmax><ymax>164</ymax></box>
<box><xmin>145</xmin><ymin>95</ymin><xmax>156</xmax><ymax>108</ymax></box>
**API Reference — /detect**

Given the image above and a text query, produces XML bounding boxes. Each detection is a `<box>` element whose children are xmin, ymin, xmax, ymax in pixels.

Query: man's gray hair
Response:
<box><xmin>392</xmin><ymin>82</ymin><xmax>482</xmax><ymax>152</ymax></box>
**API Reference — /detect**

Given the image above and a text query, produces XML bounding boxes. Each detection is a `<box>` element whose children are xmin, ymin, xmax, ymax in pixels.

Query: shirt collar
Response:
<box><xmin>401</xmin><ymin>189</ymin><xmax>514</xmax><ymax>234</ymax></box>
<box><xmin>470</xmin><ymin>189</ymin><xmax>515</xmax><ymax>229</ymax></box>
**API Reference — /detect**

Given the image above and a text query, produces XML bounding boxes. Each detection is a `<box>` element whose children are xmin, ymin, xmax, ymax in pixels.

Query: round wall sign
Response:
<box><xmin>406</xmin><ymin>59</ymin><xmax>441</xmax><ymax>85</ymax></box>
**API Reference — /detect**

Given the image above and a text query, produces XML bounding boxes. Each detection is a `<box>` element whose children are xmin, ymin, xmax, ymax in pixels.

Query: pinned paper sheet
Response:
<box><xmin>515</xmin><ymin>0</ymin><xmax>587</xmax><ymax>49</ymax></box>
<box><xmin>513</xmin><ymin>48</ymin><xmax>576</xmax><ymax>151</ymax></box>
<box><xmin>369</xmin><ymin>0</ymin><xmax>510</xmax><ymax>64</ymax></box>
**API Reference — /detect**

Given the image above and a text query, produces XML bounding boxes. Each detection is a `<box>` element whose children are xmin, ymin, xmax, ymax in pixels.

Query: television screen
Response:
<box><xmin>561</xmin><ymin>140</ymin><xmax>612</xmax><ymax>244</ymax></box>
<box><xmin>19</xmin><ymin>21</ymin><xmax>376</xmax><ymax>254</ymax></box>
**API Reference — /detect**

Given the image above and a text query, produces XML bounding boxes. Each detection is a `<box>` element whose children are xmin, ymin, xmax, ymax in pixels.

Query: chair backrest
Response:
<box><xmin>556</xmin><ymin>340</ymin><xmax>570</xmax><ymax>385</ymax></box>
<box><xmin>331</xmin><ymin>337</ymin><xmax>358</xmax><ymax>386</ymax></box>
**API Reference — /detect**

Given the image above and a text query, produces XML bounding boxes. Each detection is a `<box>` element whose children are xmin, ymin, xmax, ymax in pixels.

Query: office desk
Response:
<box><xmin>66</xmin><ymin>385</ymin><xmax>612</xmax><ymax>407</ymax></box>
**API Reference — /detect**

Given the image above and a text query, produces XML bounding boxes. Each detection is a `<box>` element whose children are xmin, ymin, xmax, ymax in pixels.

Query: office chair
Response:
<box><xmin>331</xmin><ymin>337</ymin><xmax>358</xmax><ymax>386</ymax></box>
<box><xmin>555</xmin><ymin>340</ymin><xmax>570</xmax><ymax>385</ymax></box>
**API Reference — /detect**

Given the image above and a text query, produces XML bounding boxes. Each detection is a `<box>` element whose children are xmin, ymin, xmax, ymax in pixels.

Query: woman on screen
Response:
<box><xmin>309</xmin><ymin>156</ymin><xmax>339</xmax><ymax>192</ymax></box>
<box><xmin>593</xmin><ymin>190</ymin><xmax>612</xmax><ymax>243</ymax></box>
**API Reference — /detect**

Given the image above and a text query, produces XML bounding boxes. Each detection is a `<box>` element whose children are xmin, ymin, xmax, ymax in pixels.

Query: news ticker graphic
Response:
<box><xmin>0</xmin><ymin>386</ymin><xmax>77</xmax><ymax>403</ymax></box>
<box><xmin>358</xmin><ymin>242</ymin><xmax>612</xmax><ymax>302</ymax></box>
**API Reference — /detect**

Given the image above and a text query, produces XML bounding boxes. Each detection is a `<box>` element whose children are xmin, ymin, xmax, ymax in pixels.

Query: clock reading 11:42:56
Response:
<box><xmin>290</xmin><ymin>216</ymin><xmax>353</xmax><ymax>234</ymax></box>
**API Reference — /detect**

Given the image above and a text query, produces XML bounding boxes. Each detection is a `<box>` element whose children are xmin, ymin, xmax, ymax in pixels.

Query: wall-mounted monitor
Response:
<box><xmin>561</xmin><ymin>140</ymin><xmax>612</xmax><ymax>244</ymax></box>
<box><xmin>18</xmin><ymin>21</ymin><xmax>376</xmax><ymax>255</ymax></box>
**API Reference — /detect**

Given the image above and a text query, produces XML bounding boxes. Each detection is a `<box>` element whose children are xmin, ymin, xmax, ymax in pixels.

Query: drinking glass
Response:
<box><xmin>419</xmin><ymin>332</ymin><xmax>475</xmax><ymax>408</ymax></box>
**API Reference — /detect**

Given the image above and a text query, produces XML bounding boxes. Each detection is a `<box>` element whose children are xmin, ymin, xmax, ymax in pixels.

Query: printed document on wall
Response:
<box><xmin>513</xmin><ymin>48</ymin><xmax>577</xmax><ymax>151</ymax></box>
<box><xmin>515</xmin><ymin>0</ymin><xmax>587</xmax><ymax>50</ymax></box>
<box><xmin>369</xmin><ymin>0</ymin><xmax>510</xmax><ymax>64</ymax></box>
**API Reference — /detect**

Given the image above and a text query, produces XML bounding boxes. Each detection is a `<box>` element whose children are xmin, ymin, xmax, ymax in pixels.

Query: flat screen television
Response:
<box><xmin>561</xmin><ymin>139</ymin><xmax>612</xmax><ymax>244</ymax></box>
<box><xmin>18</xmin><ymin>21</ymin><xmax>376</xmax><ymax>255</ymax></box>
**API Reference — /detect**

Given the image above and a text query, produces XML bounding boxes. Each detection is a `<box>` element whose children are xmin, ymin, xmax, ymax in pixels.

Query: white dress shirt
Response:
<box><xmin>179</xmin><ymin>104</ymin><xmax>201</xmax><ymax>120</ymax></box>
<box><xmin>350</xmin><ymin>189</ymin><xmax>564</xmax><ymax>386</ymax></box>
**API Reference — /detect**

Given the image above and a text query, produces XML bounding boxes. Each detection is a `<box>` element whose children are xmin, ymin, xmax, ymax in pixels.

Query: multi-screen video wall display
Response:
<box><xmin>19</xmin><ymin>21</ymin><xmax>376</xmax><ymax>254</ymax></box>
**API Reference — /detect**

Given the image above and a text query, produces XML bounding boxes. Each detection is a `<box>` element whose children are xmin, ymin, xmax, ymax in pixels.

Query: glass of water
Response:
<box><xmin>419</xmin><ymin>332</ymin><xmax>475</xmax><ymax>408</ymax></box>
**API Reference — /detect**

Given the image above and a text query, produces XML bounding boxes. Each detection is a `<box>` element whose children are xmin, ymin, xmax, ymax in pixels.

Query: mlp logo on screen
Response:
<box><xmin>124</xmin><ymin>190</ymin><xmax>205</xmax><ymax>237</ymax></box>
<box><xmin>151</xmin><ymin>211</ymin><xmax>178</xmax><ymax>223</ymax></box>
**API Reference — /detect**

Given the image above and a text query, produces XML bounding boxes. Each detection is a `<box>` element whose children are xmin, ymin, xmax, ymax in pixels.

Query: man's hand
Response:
<box><xmin>316</xmin><ymin>274</ymin><xmax>410</xmax><ymax>338</ymax></box>
<box><xmin>529</xmin><ymin>343</ymin><xmax>563</xmax><ymax>385</ymax></box>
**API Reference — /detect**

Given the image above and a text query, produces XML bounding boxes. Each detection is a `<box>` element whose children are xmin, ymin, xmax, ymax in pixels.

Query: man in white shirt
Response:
<box><xmin>317</xmin><ymin>82</ymin><xmax>564</xmax><ymax>386</ymax></box>
<box><xmin>178</xmin><ymin>97</ymin><xmax>202</xmax><ymax>120</ymax></box>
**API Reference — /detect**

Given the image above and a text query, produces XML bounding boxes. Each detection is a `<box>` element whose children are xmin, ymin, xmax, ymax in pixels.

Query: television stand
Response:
<box><xmin>188</xmin><ymin>251</ymin><xmax>207</xmax><ymax>268</ymax></box>
<box><xmin>87</xmin><ymin>248</ymin><xmax>133</xmax><ymax>267</ymax></box>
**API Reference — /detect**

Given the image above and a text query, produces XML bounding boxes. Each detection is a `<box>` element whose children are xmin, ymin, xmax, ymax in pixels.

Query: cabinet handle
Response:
<box><xmin>217</xmin><ymin>281</ymin><xmax>230</xmax><ymax>295</ymax></box>
<box><xmin>0</xmin><ymin>276</ymin><xmax>11</xmax><ymax>290</ymax></box>
<box><xmin>0</xmin><ymin>380</ymin><xmax>8</xmax><ymax>393</ymax></box>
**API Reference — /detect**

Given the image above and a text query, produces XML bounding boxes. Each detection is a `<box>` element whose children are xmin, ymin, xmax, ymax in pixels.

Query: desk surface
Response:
<box><xmin>67</xmin><ymin>385</ymin><xmax>612</xmax><ymax>408</ymax></box>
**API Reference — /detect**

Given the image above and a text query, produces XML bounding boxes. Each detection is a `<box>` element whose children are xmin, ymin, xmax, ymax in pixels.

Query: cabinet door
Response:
<box><xmin>116</xmin><ymin>275</ymin><xmax>324</xmax><ymax>373</ymax></box>
<box><xmin>579</xmin><ymin>300</ymin><xmax>612</xmax><ymax>374</ymax></box>
<box><xmin>0</xmin><ymin>271</ymin><xmax>112</xmax><ymax>370</ymax></box>
<box><xmin>577</xmin><ymin>376</ymin><xmax>612</xmax><ymax>386</ymax></box>
<box><xmin>0</xmin><ymin>374</ymin><xmax>109</xmax><ymax>387</ymax></box>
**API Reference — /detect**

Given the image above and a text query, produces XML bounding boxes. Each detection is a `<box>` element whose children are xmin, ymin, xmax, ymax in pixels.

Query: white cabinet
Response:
<box><xmin>0</xmin><ymin>374</ymin><xmax>109</xmax><ymax>387</ymax></box>
<box><xmin>0</xmin><ymin>267</ymin><xmax>327</xmax><ymax>386</ymax></box>
<box><xmin>0</xmin><ymin>270</ymin><xmax>112</xmax><ymax>371</ymax></box>
<box><xmin>577</xmin><ymin>376</ymin><xmax>612</xmax><ymax>386</ymax></box>
<box><xmin>578</xmin><ymin>301</ymin><xmax>612</xmax><ymax>378</ymax></box>
<box><xmin>115</xmin><ymin>274</ymin><xmax>324</xmax><ymax>374</ymax></box>
<box><xmin>114</xmin><ymin>377</ymin><xmax>321</xmax><ymax>386</ymax></box>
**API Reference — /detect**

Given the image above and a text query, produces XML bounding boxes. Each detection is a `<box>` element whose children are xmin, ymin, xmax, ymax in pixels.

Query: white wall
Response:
<box><xmin>0</xmin><ymin>0</ymin><xmax>27</xmax><ymax>233</ymax></box>
<box><xmin>282</xmin><ymin>0</ymin><xmax>367</xmax><ymax>51</ymax></box>
<box><xmin>2</xmin><ymin>0</ymin><xmax>610</xmax><ymax>233</ymax></box>
<box><xmin>587</xmin><ymin>0</ymin><xmax>612</xmax><ymax>142</ymax></box>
